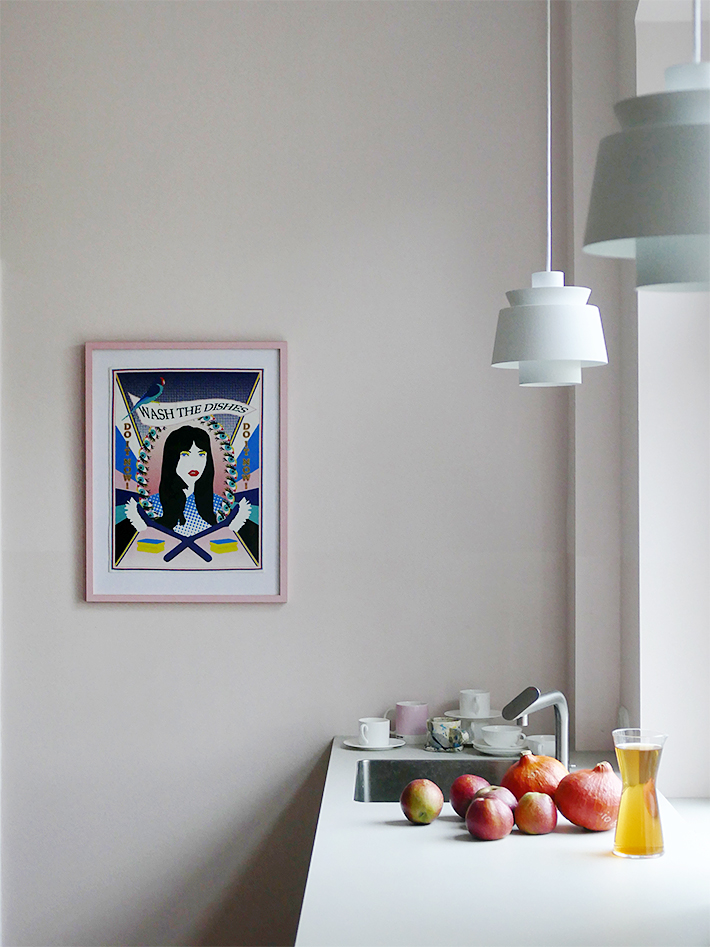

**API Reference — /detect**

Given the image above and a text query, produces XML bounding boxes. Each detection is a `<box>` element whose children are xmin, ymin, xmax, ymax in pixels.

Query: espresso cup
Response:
<box><xmin>385</xmin><ymin>701</ymin><xmax>428</xmax><ymax>745</ymax></box>
<box><xmin>459</xmin><ymin>689</ymin><xmax>490</xmax><ymax>718</ymax></box>
<box><xmin>481</xmin><ymin>725</ymin><xmax>525</xmax><ymax>748</ymax></box>
<box><xmin>359</xmin><ymin>717</ymin><xmax>391</xmax><ymax>748</ymax></box>
<box><xmin>427</xmin><ymin>716</ymin><xmax>468</xmax><ymax>752</ymax></box>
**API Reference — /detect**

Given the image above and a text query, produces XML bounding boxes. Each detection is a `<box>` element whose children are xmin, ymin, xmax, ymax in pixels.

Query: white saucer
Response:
<box><xmin>445</xmin><ymin>709</ymin><xmax>502</xmax><ymax>721</ymax></box>
<box><xmin>472</xmin><ymin>739</ymin><xmax>525</xmax><ymax>758</ymax></box>
<box><xmin>343</xmin><ymin>737</ymin><xmax>405</xmax><ymax>750</ymax></box>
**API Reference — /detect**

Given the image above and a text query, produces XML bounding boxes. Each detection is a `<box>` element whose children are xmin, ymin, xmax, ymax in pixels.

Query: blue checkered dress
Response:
<box><xmin>150</xmin><ymin>493</ymin><xmax>222</xmax><ymax>536</ymax></box>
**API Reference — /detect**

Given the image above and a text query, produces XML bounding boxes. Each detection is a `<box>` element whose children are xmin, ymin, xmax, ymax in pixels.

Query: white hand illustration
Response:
<box><xmin>125</xmin><ymin>497</ymin><xmax>148</xmax><ymax>533</ymax></box>
<box><xmin>230</xmin><ymin>497</ymin><xmax>252</xmax><ymax>534</ymax></box>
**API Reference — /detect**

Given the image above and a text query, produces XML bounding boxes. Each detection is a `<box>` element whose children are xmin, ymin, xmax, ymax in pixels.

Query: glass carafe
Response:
<box><xmin>612</xmin><ymin>728</ymin><xmax>667</xmax><ymax>858</ymax></box>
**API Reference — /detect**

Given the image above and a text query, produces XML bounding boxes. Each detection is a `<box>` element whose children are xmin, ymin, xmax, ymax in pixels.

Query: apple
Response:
<box><xmin>514</xmin><ymin>791</ymin><xmax>558</xmax><ymax>834</ymax></box>
<box><xmin>473</xmin><ymin>785</ymin><xmax>518</xmax><ymax>811</ymax></box>
<box><xmin>400</xmin><ymin>779</ymin><xmax>444</xmax><ymax>824</ymax></box>
<box><xmin>449</xmin><ymin>774</ymin><xmax>491</xmax><ymax>819</ymax></box>
<box><xmin>466</xmin><ymin>795</ymin><xmax>515</xmax><ymax>840</ymax></box>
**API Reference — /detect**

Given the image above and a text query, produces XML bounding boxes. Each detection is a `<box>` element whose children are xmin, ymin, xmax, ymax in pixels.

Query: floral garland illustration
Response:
<box><xmin>123</xmin><ymin>414</ymin><xmax>252</xmax><ymax>563</ymax></box>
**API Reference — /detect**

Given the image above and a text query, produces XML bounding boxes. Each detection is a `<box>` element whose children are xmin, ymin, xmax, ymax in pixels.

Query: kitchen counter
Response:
<box><xmin>295</xmin><ymin>738</ymin><xmax>710</xmax><ymax>947</ymax></box>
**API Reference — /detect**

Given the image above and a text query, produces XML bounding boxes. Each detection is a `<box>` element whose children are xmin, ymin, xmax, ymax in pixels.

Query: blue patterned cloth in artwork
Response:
<box><xmin>149</xmin><ymin>493</ymin><xmax>222</xmax><ymax>536</ymax></box>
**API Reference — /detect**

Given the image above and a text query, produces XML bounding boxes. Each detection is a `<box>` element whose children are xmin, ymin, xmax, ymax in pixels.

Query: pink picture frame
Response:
<box><xmin>85</xmin><ymin>341</ymin><xmax>287</xmax><ymax>602</ymax></box>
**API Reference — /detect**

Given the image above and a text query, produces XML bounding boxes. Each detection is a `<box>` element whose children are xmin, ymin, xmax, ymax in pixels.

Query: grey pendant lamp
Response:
<box><xmin>584</xmin><ymin>0</ymin><xmax>710</xmax><ymax>291</ymax></box>
<box><xmin>492</xmin><ymin>0</ymin><xmax>608</xmax><ymax>386</ymax></box>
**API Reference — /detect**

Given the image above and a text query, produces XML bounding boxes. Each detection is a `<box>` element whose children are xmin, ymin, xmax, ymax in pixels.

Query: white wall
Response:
<box><xmin>1</xmin><ymin>3</ymin><xmax>630</xmax><ymax>945</ymax></box>
<box><xmin>638</xmin><ymin>292</ymin><xmax>710</xmax><ymax>797</ymax></box>
<box><xmin>636</xmin><ymin>5</ymin><xmax>710</xmax><ymax>797</ymax></box>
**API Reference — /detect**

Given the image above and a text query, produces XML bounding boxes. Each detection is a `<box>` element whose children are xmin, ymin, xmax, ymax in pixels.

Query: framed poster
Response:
<box><xmin>86</xmin><ymin>342</ymin><xmax>287</xmax><ymax>602</ymax></box>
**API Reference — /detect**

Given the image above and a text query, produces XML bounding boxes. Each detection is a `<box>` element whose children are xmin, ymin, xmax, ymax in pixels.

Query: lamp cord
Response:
<box><xmin>546</xmin><ymin>0</ymin><xmax>552</xmax><ymax>272</ymax></box>
<box><xmin>694</xmin><ymin>0</ymin><xmax>701</xmax><ymax>63</ymax></box>
<box><xmin>545</xmin><ymin>0</ymin><xmax>552</xmax><ymax>273</ymax></box>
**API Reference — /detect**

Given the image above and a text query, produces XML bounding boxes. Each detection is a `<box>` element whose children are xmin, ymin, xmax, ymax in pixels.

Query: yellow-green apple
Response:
<box><xmin>514</xmin><ymin>791</ymin><xmax>558</xmax><ymax>834</ymax></box>
<box><xmin>400</xmin><ymin>779</ymin><xmax>444</xmax><ymax>824</ymax></box>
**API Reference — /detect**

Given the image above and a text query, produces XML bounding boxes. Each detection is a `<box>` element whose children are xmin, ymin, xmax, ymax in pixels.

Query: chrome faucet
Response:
<box><xmin>502</xmin><ymin>686</ymin><xmax>569</xmax><ymax>771</ymax></box>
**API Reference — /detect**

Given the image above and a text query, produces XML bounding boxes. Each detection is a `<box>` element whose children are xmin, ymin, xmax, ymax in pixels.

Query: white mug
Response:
<box><xmin>359</xmin><ymin>717</ymin><xmax>391</xmax><ymax>747</ymax></box>
<box><xmin>460</xmin><ymin>689</ymin><xmax>490</xmax><ymax>718</ymax></box>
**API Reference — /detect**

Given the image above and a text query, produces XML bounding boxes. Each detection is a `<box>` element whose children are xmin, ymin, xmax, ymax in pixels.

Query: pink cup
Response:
<box><xmin>386</xmin><ymin>701</ymin><xmax>429</xmax><ymax>745</ymax></box>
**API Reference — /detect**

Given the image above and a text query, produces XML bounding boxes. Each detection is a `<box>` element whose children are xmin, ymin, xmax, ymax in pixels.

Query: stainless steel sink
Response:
<box><xmin>354</xmin><ymin>757</ymin><xmax>512</xmax><ymax>802</ymax></box>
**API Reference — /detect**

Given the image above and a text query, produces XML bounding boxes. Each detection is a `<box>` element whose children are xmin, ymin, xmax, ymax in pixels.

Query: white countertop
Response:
<box><xmin>295</xmin><ymin>738</ymin><xmax>710</xmax><ymax>947</ymax></box>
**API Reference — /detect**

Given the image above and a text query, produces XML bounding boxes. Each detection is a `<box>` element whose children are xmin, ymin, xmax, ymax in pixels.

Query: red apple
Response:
<box><xmin>514</xmin><ymin>791</ymin><xmax>558</xmax><ymax>834</ymax></box>
<box><xmin>474</xmin><ymin>785</ymin><xmax>518</xmax><ymax>811</ymax></box>
<box><xmin>449</xmin><ymin>774</ymin><xmax>491</xmax><ymax>818</ymax></box>
<box><xmin>465</xmin><ymin>796</ymin><xmax>515</xmax><ymax>840</ymax></box>
<box><xmin>400</xmin><ymin>779</ymin><xmax>444</xmax><ymax>824</ymax></box>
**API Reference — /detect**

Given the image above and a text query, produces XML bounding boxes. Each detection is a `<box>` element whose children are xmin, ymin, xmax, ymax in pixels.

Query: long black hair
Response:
<box><xmin>156</xmin><ymin>425</ymin><xmax>217</xmax><ymax>530</ymax></box>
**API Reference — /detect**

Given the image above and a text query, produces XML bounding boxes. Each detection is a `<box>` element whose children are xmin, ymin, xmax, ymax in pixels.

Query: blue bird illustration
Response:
<box><xmin>123</xmin><ymin>376</ymin><xmax>165</xmax><ymax>420</ymax></box>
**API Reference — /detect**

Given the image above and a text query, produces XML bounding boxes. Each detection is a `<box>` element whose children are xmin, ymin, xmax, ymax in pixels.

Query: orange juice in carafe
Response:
<box><xmin>612</xmin><ymin>730</ymin><xmax>667</xmax><ymax>858</ymax></box>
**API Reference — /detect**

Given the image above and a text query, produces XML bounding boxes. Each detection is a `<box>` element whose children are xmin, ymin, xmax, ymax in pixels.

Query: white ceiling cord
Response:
<box><xmin>693</xmin><ymin>0</ymin><xmax>702</xmax><ymax>63</ymax></box>
<box><xmin>545</xmin><ymin>0</ymin><xmax>552</xmax><ymax>274</ymax></box>
<box><xmin>490</xmin><ymin>0</ymin><xmax>608</xmax><ymax>388</ymax></box>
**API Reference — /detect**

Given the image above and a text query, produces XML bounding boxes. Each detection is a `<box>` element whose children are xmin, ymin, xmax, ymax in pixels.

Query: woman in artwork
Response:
<box><xmin>125</xmin><ymin>424</ymin><xmax>250</xmax><ymax>538</ymax></box>
<box><xmin>152</xmin><ymin>425</ymin><xmax>220</xmax><ymax>534</ymax></box>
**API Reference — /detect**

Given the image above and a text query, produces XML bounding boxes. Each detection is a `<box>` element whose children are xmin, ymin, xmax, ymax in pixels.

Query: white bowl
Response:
<box><xmin>525</xmin><ymin>734</ymin><xmax>555</xmax><ymax>755</ymax></box>
<box><xmin>481</xmin><ymin>725</ymin><xmax>525</xmax><ymax>748</ymax></box>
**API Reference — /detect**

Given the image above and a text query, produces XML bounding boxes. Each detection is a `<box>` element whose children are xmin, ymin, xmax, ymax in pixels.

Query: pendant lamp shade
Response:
<box><xmin>492</xmin><ymin>271</ymin><xmax>608</xmax><ymax>387</ymax></box>
<box><xmin>583</xmin><ymin>63</ymin><xmax>710</xmax><ymax>291</ymax></box>
<box><xmin>491</xmin><ymin>1</ymin><xmax>607</xmax><ymax>387</ymax></box>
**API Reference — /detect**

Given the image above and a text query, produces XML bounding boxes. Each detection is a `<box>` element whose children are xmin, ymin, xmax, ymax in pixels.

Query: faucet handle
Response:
<box><xmin>502</xmin><ymin>686</ymin><xmax>540</xmax><ymax>721</ymax></box>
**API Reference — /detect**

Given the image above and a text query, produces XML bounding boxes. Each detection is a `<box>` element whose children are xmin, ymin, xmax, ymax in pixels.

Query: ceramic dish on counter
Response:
<box><xmin>471</xmin><ymin>739</ymin><xmax>524</xmax><ymax>758</ymax></box>
<box><xmin>444</xmin><ymin>709</ymin><xmax>503</xmax><ymax>744</ymax></box>
<box><xmin>342</xmin><ymin>737</ymin><xmax>406</xmax><ymax>750</ymax></box>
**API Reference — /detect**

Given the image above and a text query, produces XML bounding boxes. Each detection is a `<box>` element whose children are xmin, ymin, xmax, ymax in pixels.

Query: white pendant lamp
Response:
<box><xmin>493</xmin><ymin>270</ymin><xmax>608</xmax><ymax>386</ymax></box>
<box><xmin>584</xmin><ymin>1</ymin><xmax>710</xmax><ymax>292</ymax></box>
<box><xmin>492</xmin><ymin>1</ymin><xmax>608</xmax><ymax>387</ymax></box>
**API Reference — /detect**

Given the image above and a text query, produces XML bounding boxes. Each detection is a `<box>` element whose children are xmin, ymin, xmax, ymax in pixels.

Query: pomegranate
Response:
<box><xmin>501</xmin><ymin>751</ymin><xmax>568</xmax><ymax>800</ymax></box>
<box><xmin>514</xmin><ymin>791</ymin><xmax>558</xmax><ymax>834</ymax></box>
<box><xmin>449</xmin><ymin>774</ymin><xmax>490</xmax><ymax>819</ymax></box>
<box><xmin>474</xmin><ymin>785</ymin><xmax>518</xmax><ymax>810</ymax></box>
<box><xmin>465</xmin><ymin>796</ymin><xmax>514</xmax><ymax>840</ymax></box>
<box><xmin>554</xmin><ymin>762</ymin><xmax>622</xmax><ymax>831</ymax></box>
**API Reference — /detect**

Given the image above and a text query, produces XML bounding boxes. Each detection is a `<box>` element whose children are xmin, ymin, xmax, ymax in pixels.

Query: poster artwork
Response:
<box><xmin>113</xmin><ymin>369</ymin><xmax>262</xmax><ymax>571</ymax></box>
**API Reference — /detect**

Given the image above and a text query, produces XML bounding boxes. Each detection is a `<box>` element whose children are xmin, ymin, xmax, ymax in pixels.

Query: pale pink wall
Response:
<box><xmin>1</xmin><ymin>3</ymin><xmax>629</xmax><ymax>944</ymax></box>
<box><xmin>568</xmin><ymin>0</ymin><xmax>638</xmax><ymax>751</ymax></box>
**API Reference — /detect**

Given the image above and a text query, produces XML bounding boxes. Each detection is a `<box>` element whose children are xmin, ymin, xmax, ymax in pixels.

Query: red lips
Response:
<box><xmin>188</xmin><ymin>470</ymin><xmax>199</xmax><ymax>477</ymax></box>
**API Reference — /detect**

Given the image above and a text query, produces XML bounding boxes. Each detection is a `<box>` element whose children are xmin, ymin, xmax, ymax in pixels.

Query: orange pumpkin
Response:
<box><xmin>554</xmin><ymin>762</ymin><xmax>622</xmax><ymax>831</ymax></box>
<box><xmin>501</xmin><ymin>751</ymin><xmax>569</xmax><ymax>800</ymax></box>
